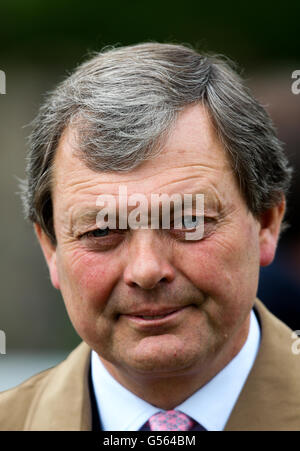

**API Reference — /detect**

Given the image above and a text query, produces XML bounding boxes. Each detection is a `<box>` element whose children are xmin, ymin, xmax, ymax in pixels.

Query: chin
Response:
<box><xmin>125</xmin><ymin>347</ymin><xmax>205</xmax><ymax>376</ymax></box>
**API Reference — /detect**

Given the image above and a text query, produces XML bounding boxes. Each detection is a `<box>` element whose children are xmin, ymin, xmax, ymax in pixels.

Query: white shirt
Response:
<box><xmin>91</xmin><ymin>309</ymin><xmax>260</xmax><ymax>431</ymax></box>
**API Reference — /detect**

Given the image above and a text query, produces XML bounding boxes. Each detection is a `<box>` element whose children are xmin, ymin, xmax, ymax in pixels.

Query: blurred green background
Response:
<box><xmin>1</xmin><ymin>0</ymin><xmax>300</xmax><ymax>66</ymax></box>
<box><xmin>0</xmin><ymin>0</ymin><xmax>299</xmax><ymax>360</ymax></box>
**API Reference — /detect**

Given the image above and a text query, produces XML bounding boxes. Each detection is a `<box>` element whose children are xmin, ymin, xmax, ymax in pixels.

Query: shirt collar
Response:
<box><xmin>91</xmin><ymin>309</ymin><xmax>260</xmax><ymax>431</ymax></box>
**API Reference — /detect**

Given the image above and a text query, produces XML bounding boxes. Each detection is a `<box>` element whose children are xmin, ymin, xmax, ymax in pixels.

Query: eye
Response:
<box><xmin>87</xmin><ymin>227</ymin><xmax>110</xmax><ymax>238</ymax></box>
<box><xmin>171</xmin><ymin>215</ymin><xmax>203</xmax><ymax>229</ymax></box>
<box><xmin>79</xmin><ymin>227</ymin><xmax>126</xmax><ymax>251</ymax></box>
<box><xmin>79</xmin><ymin>227</ymin><xmax>114</xmax><ymax>241</ymax></box>
<box><xmin>170</xmin><ymin>215</ymin><xmax>216</xmax><ymax>241</ymax></box>
<box><xmin>182</xmin><ymin>215</ymin><xmax>200</xmax><ymax>229</ymax></box>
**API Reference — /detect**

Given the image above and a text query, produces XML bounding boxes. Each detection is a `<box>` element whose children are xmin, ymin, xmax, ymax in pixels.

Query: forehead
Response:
<box><xmin>52</xmin><ymin>103</ymin><xmax>239</xmax><ymax>206</ymax></box>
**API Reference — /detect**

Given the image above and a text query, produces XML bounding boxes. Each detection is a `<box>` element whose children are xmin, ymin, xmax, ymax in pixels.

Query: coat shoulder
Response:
<box><xmin>0</xmin><ymin>342</ymin><xmax>91</xmax><ymax>431</ymax></box>
<box><xmin>0</xmin><ymin>365</ymin><xmax>58</xmax><ymax>430</ymax></box>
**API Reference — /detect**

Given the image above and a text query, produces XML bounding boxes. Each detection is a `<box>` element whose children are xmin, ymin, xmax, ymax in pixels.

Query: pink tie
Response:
<box><xmin>148</xmin><ymin>410</ymin><xmax>196</xmax><ymax>431</ymax></box>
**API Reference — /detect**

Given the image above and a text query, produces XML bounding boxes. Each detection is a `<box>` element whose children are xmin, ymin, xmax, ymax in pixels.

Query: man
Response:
<box><xmin>0</xmin><ymin>43</ymin><xmax>298</xmax><ymax>431</ymax></box>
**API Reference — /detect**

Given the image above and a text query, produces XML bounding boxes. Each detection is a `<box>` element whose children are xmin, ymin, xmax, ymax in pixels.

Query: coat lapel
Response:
<box><xmin>225</xmin><ymin>299</ymin><xmax>300</xmax><ymax>430</ymax></box>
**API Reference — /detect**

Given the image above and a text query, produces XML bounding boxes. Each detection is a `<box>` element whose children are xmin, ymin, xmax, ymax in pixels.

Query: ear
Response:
<box><xmin>259</xmin><ymin>196</ymin><xmax>286</xmax><ymax>267</ymax></box>
<box><xmin>34</xmin><ymin>223</ymin><xmax>60</xmax><ymax>289</ymax></box>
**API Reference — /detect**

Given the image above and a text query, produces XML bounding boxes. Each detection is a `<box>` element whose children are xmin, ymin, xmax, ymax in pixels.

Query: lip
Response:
<box><xmin>121</xmin><ymin>305</ymin><xmax>192</xmax><ymax>327</ymax></box>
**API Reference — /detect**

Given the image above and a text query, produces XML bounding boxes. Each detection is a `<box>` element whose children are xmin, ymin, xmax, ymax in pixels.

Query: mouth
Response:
<box><xmin>121</xmin><ymin>305</ymin><xmax>192</xmax><ymax>327</ymax></box>
<box><xmin>138</xmin><ymin>314</ymin><xmax>173</xmax><ymax>320</ymax></box>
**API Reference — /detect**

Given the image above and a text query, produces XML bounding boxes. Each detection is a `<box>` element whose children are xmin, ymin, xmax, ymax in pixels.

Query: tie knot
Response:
<box><xmin>148</xmin><ymin>410</ymin><xmax>196</xmax><ymax>431</ymax></box>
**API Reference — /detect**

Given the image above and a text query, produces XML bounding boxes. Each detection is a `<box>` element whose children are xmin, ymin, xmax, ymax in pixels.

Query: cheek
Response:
<box><xmin>177</xmin><ymin>223</ymin><xmax>260</xmax><ymax>303</ymax></box>
<box><xmin>57</xmin><ymin>247</ymin><xmax>120</xmax><ymax>310</ymax></box>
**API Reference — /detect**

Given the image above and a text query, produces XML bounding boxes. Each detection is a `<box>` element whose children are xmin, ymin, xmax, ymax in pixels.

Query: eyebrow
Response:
<box><xmin>70</xmin><ymin>190</ymin><xmax>222</xmax><ymax>233</ymax></box>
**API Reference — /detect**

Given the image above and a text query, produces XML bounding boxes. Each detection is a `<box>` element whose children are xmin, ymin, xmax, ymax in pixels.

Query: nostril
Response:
<box><xmin>130</xmin><ymin>278</ymin><xmax>167</xmax><ymax>290</ymax></box>
<box><xmin>124</xmin><ymin>265</ymin><xmax>175</xmax><ymax>289</ymax></box>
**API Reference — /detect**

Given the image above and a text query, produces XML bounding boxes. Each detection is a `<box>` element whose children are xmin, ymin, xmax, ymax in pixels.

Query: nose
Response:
<box><xmin>123</xmin><ymin>230</ymin><xmax>175</xmax><ymax>290</ymax></box>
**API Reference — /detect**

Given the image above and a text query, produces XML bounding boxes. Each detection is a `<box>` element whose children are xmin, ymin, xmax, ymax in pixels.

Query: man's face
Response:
<box><xmin>37</xmin><ymin>103</ymin><xmax>283</xmax><ymax>383</ymax></box>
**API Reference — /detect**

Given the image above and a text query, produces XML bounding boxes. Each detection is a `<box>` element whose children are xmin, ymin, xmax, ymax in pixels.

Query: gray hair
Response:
<box><xmin>21</xmin><ymin>42</ymin><xmax>293</xmax><ymax>244</ymax></box>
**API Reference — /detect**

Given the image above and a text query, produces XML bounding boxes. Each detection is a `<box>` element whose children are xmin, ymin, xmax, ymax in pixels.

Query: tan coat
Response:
<box><xmin>0</xmin><ymin>299</ymin><xmax>299</xmax><ymax>431</ymax></box>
